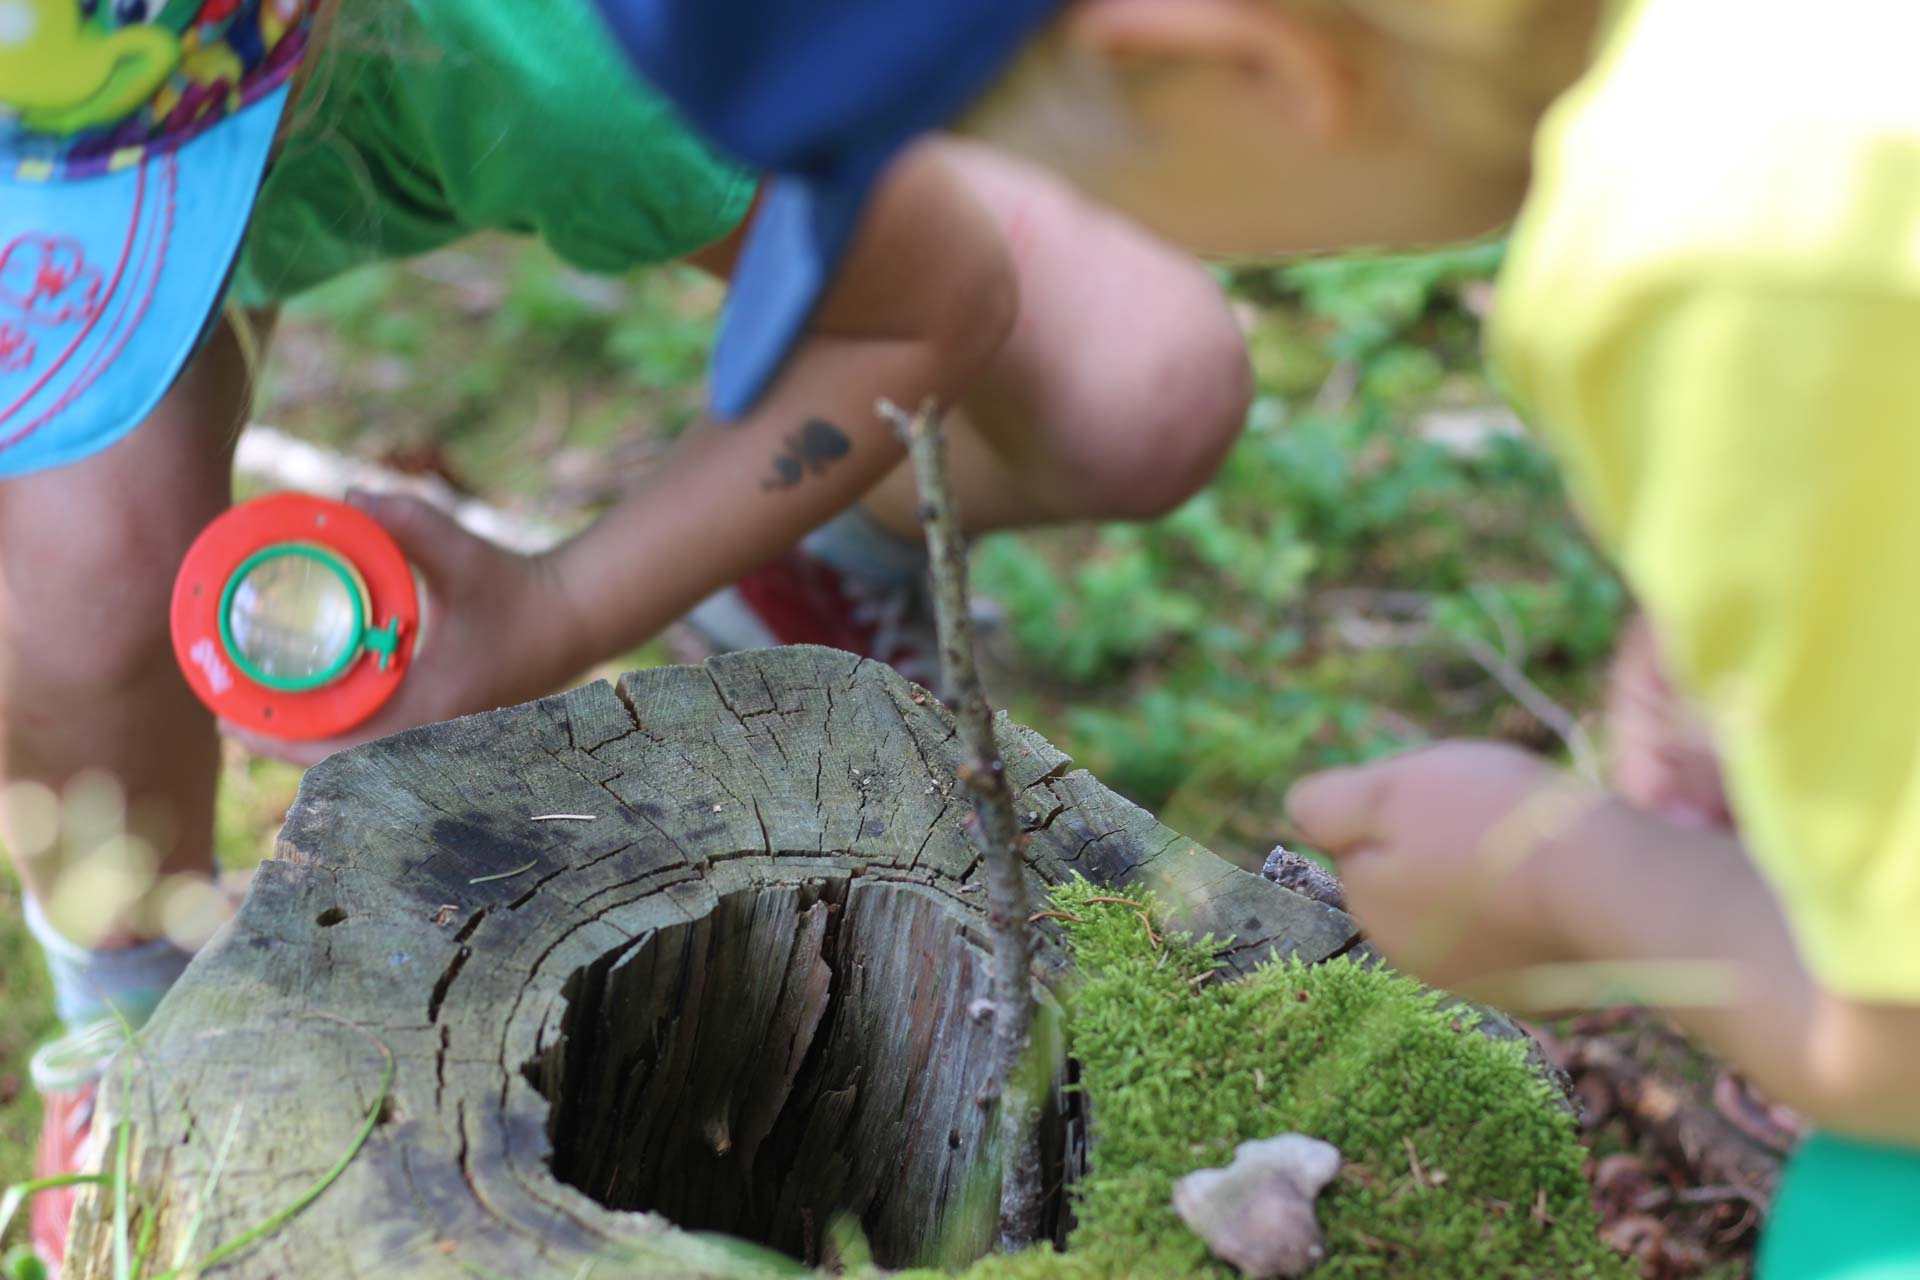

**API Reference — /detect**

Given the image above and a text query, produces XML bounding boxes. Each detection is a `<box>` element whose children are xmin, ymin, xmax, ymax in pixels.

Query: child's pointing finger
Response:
<box><xmin>1286</xmin><ymin>763</ymin><xmax>1388</xmax><ymax>857</ymax></box>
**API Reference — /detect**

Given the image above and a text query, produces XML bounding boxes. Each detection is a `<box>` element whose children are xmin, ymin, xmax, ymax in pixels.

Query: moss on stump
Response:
<box><xmin>927</xmin><ymin>882</ymin><xmax>1629</xmax><ymax>1280</ymax></box>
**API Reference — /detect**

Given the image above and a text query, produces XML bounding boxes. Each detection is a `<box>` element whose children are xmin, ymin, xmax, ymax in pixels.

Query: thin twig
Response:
<box><xmin>1672</xmin><ymin>1184</ymin><xmax>1768</xmax><ymax>1210</ymax></box>
<box><xmin>1457</xmin><ymin>631</ymin><xmax>1600</xmax><ymax>782</ymax></box>
<box><xmin>1319</xmin><ymin>585</ymin><xmax>1599</xmax><ymax>782</ymax></box>
<box><xmin>530</xmin><ymin>814</ymin><xmax>596</xmax><ymax>823</ymax></box>
<box><xmin>1313</xmin><ymin>361</ymin><xmax>1361</xmax><ymax>418</ymax></box>
<box><xmin>1462</xmin><ymin>585</ymin><xmax>1601</xmax><ymax>783</ymax></box>
<box><xmin>1134</xmin><ymin>911</ymin><xmax>1162</xmax><ymax>947</ymax></box>
<box><xmin>883</xmin><ymin>397</ymin><xmax>1043</xmax><ymax>1251</ymax></box>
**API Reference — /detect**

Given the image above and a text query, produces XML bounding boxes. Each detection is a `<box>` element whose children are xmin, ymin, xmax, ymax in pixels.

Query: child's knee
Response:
<box><xmin>1141</xmin><ymin>310</ymin><xmax>1253</xmax><ymax>504</ymax></box>
<box><xmin>931</xmin><ymin>224</ymin><xmax>1023</xmax><ymax>379</ymax></box>
<box><xmin>1078</xmin><ymin>299</ymin><xmax>1253</xmax><ymax>520</ymax></box>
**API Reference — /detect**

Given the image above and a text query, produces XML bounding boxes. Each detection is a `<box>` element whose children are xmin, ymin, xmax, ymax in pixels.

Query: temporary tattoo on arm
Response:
<box><xmin>762</xmin><ymin>419</ymin><xmax>853</xmax><ymax>492</ymax></box>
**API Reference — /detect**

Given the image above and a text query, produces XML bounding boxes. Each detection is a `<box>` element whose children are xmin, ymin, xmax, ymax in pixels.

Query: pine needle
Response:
<box><xmin>0</xmin><ymin>1174</ymin><xmax>111</xmax><ymax>1246</ymax></box>
<box><xmin>469</xmin><ymin>859</ymin><xmax>538</xmax><ymax>885</ymax></box>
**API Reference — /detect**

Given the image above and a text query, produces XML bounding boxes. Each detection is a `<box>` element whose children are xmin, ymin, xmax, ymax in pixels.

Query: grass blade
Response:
<box><xmin>111</xmin><ymin>1066</ymin><xmax>133</xmax><ymax>1280</ymax></box>
<box><xmin>0</xmin><ymin>1174</ymin><xmax>112</xmax><ymax>1245</ymax></box>
<box><xmin>129</xmin><ymin>1192</ymin><xmax>159</xmax><ymax>1280</ymax></box>
<box><xmin>166</xmin><ymin>1101</ymin><xmax>244</xmax><ymax>1272</ymax></box>
<box><xmin>154</xmin><ymin>1022</ymin><xmax>393</xmax><ymax>1280</ymax></box>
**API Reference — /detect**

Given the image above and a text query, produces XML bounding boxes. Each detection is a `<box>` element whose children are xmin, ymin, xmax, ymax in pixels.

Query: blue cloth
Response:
<box><xmin>591</xmin><ymin>0</ymin><xmax>1063</xmax><ymax>418</ymax></box>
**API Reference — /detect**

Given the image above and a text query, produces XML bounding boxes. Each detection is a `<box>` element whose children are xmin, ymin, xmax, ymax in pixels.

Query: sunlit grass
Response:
<box><xmin>0</xmin><ymin>871</ymin><xmax>57</xmax><ymax>1251</ymax></box>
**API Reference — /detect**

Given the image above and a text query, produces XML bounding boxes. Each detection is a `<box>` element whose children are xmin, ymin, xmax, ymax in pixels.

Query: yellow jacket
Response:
<box><xmin>1495</xmin><ymin>0</ymin><xmax>1920</xmax><ymax>998</ymax></box>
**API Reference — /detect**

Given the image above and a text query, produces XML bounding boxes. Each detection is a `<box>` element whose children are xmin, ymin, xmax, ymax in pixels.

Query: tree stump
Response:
<box><xmin>68</xmin><ymin>646</ymin><xmax>1357</xmax><ymax>1278</ymax></box>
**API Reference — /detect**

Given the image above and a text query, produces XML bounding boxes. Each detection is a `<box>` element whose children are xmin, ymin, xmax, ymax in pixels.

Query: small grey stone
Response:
<box><xmin>1173</xmin><ymin>1134</ymin><xmax>1342</xmax><ymax>1278</ymax></box>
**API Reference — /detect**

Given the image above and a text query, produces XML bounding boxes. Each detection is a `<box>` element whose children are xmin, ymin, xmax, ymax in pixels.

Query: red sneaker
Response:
<box><xmin>28</xmin><ymin>1021</ymin><xmax>118</xmax><ymax>1277</ymax></box>
<box><xmin>688</xmin><ymin>548</ymin><xmax>942</xmax><ymax>688</ymax></box>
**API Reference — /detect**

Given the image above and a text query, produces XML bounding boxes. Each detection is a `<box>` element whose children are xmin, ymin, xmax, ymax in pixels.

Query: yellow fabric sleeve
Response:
<box><xmin>1587</xmin><ymin>282</ymin><xmax>1920</xmax><ymax>1000</ymax></box>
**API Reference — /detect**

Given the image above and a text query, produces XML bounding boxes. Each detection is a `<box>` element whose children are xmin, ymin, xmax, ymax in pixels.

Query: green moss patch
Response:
<box><xmin>915</xmin><ymin>881</ymin><xmax>1627</xmax><ymax>1280</ymax></box>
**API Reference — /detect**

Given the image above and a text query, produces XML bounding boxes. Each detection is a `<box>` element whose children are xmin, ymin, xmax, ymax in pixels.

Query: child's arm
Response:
<box><xmin>546</xmin><ymin>142</ymin><xmax>1015</xmax><ymax>665</ymax></box>
<box><xmin>1290</xmin><ymin>265</ymin><xmax>1920</xmax><ymax>1149</ymax></box>
<box><xmin>244</xmin><ymin>145</ymin><xmax>1014</xmax><ymax>764</ymax></box>
<box><xmin>1288</xmin><ymin>742</ymin><xmax>1920</xmax><ymax>1144</ymax></box>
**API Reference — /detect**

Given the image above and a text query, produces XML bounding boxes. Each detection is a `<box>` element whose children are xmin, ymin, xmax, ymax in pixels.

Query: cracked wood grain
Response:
<box><xmin>67</xmin><ymin>646</ymin><xmax>1357</xmax><ymax>1279</ymax></box>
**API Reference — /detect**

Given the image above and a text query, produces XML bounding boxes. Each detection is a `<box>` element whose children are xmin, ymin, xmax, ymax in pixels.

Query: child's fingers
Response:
<box><xmin>1286</xmin><ymin>763</ymin><xmax>1389</xmax><ymax>857</ymax></box>
<box><xmin>218</xmin><ymin>719</ymin><xmax>332</xmax><ymax>767</ymax></box>
<box><xmin>344</xmin><ymin>489</ymin><xmax>474</xmax><ymax>585</ymax></box>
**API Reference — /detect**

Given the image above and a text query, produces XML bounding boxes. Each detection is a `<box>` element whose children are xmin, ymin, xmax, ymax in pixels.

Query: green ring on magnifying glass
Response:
<box><xmin>219</xmin><ymin>544</ymin><xmax>369</xmax><ymax>693</ymax></box>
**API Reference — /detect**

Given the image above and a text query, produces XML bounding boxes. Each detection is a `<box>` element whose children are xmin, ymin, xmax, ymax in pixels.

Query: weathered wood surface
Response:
<box><xmin>69</xmin><ymin>645</ymin><xmax>1357</xmax><ymax>1279</ymax></box>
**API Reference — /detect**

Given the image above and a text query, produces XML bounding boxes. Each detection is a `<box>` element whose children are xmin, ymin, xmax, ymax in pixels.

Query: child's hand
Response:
<box><xmin>1286</xmin><ymin>742</ymin><xmax>1603</xmax><ymax>993</ymax></box>
<box><xmin>1606</xmin><ymin>614</ymin><xmax>1732</xmax><ymax>830</ymax></box>
<box><xmin>222</xmin><ymin>491</ymin><xmax>590</xmax><ymax>767</ymax></box>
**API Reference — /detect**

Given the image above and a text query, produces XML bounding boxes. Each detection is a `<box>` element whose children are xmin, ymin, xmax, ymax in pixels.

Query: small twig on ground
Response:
<box><xmin>1317</xmin><ymin>585</ymin><xmax>1599</xmax><ymax>782</ymax></box>
<box><xmin>1313</xmin><ymin>361</ymin><xmax>1361</xmax><ymax>418</ymax></box>
<box><xmin>883</xmin><ymin>397</ymin><xmax>1043</xmax><ymax>1251</ymax></box>
<box><xmin>1462</xmin><ymin>585</ymin><xmax>1601</xmax><ymax>784</ymax></box>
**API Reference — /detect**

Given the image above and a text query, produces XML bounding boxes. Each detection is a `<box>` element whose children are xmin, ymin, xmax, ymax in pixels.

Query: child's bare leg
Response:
<box><xmin>859</xmin><ymin>139</ymin><xmax>1253</xmax><ymax>536</ymax></box>
<box><xmin>0</xmin><ymin>316</ymin><xmax>256</xmax><ymax>982</ymax></box>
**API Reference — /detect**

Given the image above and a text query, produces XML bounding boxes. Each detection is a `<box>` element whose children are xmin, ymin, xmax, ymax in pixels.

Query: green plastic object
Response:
<box><xmin>1760</xmin><ymin>1132</ymin><xmax>1920</xmax><ymax>1278</ymax></box>
<box><xmin>218</xmin><ymin>544</ymin><xmax>400</xmax><ymax>693</ymax></box>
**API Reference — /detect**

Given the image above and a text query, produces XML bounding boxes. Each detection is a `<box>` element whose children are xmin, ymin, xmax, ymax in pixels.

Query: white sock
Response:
<box><xmin>803</xmin><ymin>507</ymin><xmax>928</xmax><ymax>588</ymax></box>
<box><xmin>23</xmin><ymin>894</ymin><xmax>194</xmax><ymax>1032</ymax></box>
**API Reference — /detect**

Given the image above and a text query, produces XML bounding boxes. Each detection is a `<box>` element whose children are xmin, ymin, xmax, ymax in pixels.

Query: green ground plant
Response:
<box><xmin>0</xmin><ymin>878</ymin><xmax>55</xmax><ymax>1223</ymax></box>
<box><xmin>983</xmin><ymin>244</ymin><xmax>1622</xmax><ymax>855</ymax></box>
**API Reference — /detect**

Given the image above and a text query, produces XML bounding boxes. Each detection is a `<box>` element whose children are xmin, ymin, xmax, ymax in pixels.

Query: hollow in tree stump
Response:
<box><xmin>67</xmin><ymin>646</ymin><xmax>1358</xmax><ymax>1278</ymax></box>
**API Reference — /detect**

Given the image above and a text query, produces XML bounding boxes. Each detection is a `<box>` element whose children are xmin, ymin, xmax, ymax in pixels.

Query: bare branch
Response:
<box><xmin>881</xmin><ymin>398</ymin><xmax>1044</xmax><ymax>1250</ymax></box>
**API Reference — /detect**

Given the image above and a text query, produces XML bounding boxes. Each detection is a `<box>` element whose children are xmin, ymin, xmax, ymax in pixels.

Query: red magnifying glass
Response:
<box><xmin>171</xmin><ymin>494</ymin><xmax>424</xmax><ymax>741</ymax></box>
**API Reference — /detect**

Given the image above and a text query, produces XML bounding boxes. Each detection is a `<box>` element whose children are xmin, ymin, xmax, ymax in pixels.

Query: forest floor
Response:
<box><xmin>0</xmin><ymin>239</ymin><xmax>1781</xmax><ymax>1276</ymax></box>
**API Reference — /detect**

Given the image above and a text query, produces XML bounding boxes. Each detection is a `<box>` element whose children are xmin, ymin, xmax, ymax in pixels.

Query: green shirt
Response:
<box><xmin>233</xmin><ymin>0</ymin><xmax>757</xmax><ymax>305</ymax></box>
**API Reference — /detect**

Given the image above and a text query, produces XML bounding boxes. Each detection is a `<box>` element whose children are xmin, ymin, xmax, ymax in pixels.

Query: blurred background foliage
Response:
<box><xmin>978</xmin><ymin>241</ymin><xmax>1622</xmax><ymax>855</ymax></box>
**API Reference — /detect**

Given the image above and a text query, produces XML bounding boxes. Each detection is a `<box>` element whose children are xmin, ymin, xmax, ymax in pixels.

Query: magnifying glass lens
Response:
<box><xmin>227</xmin><ymin>555</ymin><xmax>361</xmax><ymax>683</ymax></box>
